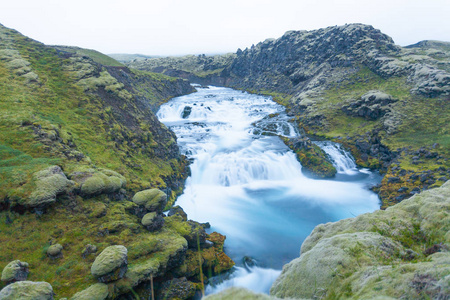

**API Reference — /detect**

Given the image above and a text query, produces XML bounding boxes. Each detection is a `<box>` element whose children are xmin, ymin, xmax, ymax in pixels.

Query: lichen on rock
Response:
<box><xmin>91</xmin><ymin>245</ymin><xmax>128</xmax><ymax>283</ymax></box>
<box><xmin>1</xmin><ymin>260</ymin><xmax>29</xmax><ymax>284</ymax></box>
<box><xmin>0</xmin><ymin>281</ymin><xmax>54</xmax><ymax>300</ymax></box>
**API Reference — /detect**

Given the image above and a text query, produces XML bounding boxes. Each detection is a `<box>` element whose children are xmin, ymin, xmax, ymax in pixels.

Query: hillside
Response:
<box><xmin>0</xmin><ymin>23</ymin><xmax>234</xmax><ymax>299</ymax></box>
<box><xmin>128</xmin><ymin>24</ymin><xmax>450</xmax><ymax>208</ymax></box>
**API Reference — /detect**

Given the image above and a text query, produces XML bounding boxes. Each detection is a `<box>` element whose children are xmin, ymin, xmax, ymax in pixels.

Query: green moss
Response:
<box><xmin>71</xmin><ymin>283</ymin><xmax>109</xmax><ymax>300</ymax></box>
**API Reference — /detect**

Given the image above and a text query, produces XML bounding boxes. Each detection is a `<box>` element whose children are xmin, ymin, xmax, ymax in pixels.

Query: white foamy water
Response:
<box><xmin>157</xmin><ymin>86</ymin><xmax>381</xmax><ymax>295</ymax></box>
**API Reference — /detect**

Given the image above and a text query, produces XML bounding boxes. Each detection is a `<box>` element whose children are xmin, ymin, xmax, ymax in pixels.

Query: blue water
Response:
<box><xmin>157</xmin><ymin>86</ymin><xmax>381</xmax><ymax>294</ymax></box>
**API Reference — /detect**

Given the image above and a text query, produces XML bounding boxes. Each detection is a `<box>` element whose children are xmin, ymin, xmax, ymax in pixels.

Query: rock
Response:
<box><xmin>182</xmin><ymin>106</ymin><xmax>192</xmax><ymax>119</ymax></box>
<box><xmin>184</xmin><ymin>220</ymin><xmax>207</xmax><ymax>249</ymax></box>
<box><xmin>168</xmin><ymin>205</ymin><xmax>188</xmax><ymax>221</ymax></box>
<box><xmin>46</xmin><ymin>244</ymin><xmax>63</xmax><ymax>259</ymax></box>
<box><xmin>132</xmin><ymin>189</ymin><xmax>167</xmax><ymax>213</ymax></box>
<box><xmin>1</xmin><ymin>260</ymin><xmax>29</xmax><ymax>284</ymax></box>
<box><xmin>82</xmin><ymin>244</ymin><xmax>98</xmax><ymax>259</ymax></box>
<box><xmin>0</xmin><ymin>281</ymin><xmax>54</xmax><ymax>299</ymax></box>
<box><xmin>91</xmin><ymin>245</ymin><xmax>128</xmax><ymax>283</ymax></box>
<box><xmin>203</xmin><ymin>287</ymin><xmax>275</xmax><ymax>300</ymax></box>
<box><xmin>157</xmin><ymin>277</ymin><xmax>195</xmax><ymax>300</ymax></box>
<box><xmin>27</xmin><ymin>166</ymin><xmax>74</xmax><ymax>209</ymax></box>
<box><xmin>71</xmin><ymin>168</ymin><xmax>126</xmax><ymax>197</ymax></box>
<box><xmin>342</xmin><ymin>90</ymin><xmax>396</xmax><ymax>120</ymax></box>
<box><xmin>388</xmin><ymin>176</ymin><xmax>400</xmax><ymax>183</ymax></box>
<box><xmin>71</xmin><ymin>283</ymin><xmax>109</xmax><ymax>300</ymax></box>
<box><xmin>141</xmin><ymin>212</ymin><xmax>164</xmax><ymax>232</ymax></box>
<box><xmin>270</xmin><ymin>181</ymin><xmax>450</xmax><ymax>299</ymax></box>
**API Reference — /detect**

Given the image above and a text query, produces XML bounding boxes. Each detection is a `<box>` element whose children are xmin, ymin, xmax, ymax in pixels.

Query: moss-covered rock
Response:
<box><xmin>71</xmin><ymin>283</ymin><xmax>109</xmax><ymax>300</ymax></box>
<box><xmin>91</xmin><ymin>245</ymin><xmax>128</xmax><ymax>283</ymax></box>
<box><xmin>26</xmin><ymin>166</ymin><xmax>74</xmax><ymax>208</ymax></box>
<box><xmin>270</xmin><ymin>181</ymin><xmax>450</xmax><ymax>299</ymax></box>
<box><xmin>141</xmin><ymin>212</ymin><xmax>164</xmax><ymax>232</ymax></box>
<box><xmin>132</xmin><ymin>189</ymin><xmax>167</xmax><ymax>213</ymax></box>
<box><xmin>71</xmin><ymin>168</ymin><xmax>126</xmax><ymax>197</ymax></box>
<box><xmin>1</xmin><ymin>260</ymin><xmax>29</xmax><ymax>283</ymax></box>
<box><xmin>46</xmin><ymin>244</ymin><xmax>63</xmax><ymax>259</ymax></box>
<box><xmin>282</xmin><ymin>137</ymin><xmax>336</xmax><ymax>178</ymax></box>
<box><xmin>0</xmin><ymin>281</ymin><xmax>54</xmax><ymax>300</ymax></box>
<box><xmin>203</xmin><ymin>287</ymin><xmax>281</xmax><ymax>300</ymax></box>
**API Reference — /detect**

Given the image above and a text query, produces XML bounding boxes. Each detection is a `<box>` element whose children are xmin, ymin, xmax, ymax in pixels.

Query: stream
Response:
<box><xmin>157</xmin><ymin>86</ymin><xmax>381</xmax><ymax>295</ymax></box>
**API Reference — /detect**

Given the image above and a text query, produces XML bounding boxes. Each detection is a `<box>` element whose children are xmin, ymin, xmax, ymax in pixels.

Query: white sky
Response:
<box><xmin>0</xmin><ymin>0</ymin><xmax>449</xmax><ymax>56</ymax></box>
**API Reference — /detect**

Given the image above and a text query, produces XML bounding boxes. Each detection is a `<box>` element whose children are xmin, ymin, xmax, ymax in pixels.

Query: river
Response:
<box><xmin>156</xmin><ymin>86</ymin><xmax>381</xmax><ymax>295</ymax></box>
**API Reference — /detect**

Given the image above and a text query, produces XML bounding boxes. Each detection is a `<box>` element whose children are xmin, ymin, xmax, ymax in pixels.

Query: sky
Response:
<box><xmin>0</xmin><ymin>0</ymin><xmax>449</xmax><ymax>56</ymax></box>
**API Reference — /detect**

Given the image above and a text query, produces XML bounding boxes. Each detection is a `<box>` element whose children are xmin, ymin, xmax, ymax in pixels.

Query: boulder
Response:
<box><xmin>1</xmin><ymin>260</ymin><xmax>29</xmax><ymax>284</ymax></box>
<box><xmin>132</xmin><ymin>189</ymin><xmax>167</xmax><ymax>213</ymax></box>
<box><xmin>46</xmin><ymin>244</ymin><xmax>63</xmax><ymax>259</ymax></box>
<box><xmin>168</xmin><ymin>205</ymin><xmax>188</xmax><ymax>221</ymax></box>
<box><xmin>157</xmin><ymin>277</ymin><xmax>195</xmax><ymax>300</ymax></box>
<box><xmin>27</xmin><ymin>166</ymin><xmax>74</xmax><ymax>208</ymax></box>
<box><xmin>70</xmin><ymin>168</ymin><xmax>126</xmax><ymax>197</ymax></box>
<box><xmin>0</xmin><ymin>281</ymin><xmax>54</xmax><ymax>300</ymax></box>
<box><xmin>71</xmin><ymin>283</ymin><xmax>109</xmax><ymax>300</ymax></box>
<box><xmin>141</xmin><ymin>212</ymin><xmax>164</xmax><ymax>232</ymax></box>
<box><xmin>91</xmin><ymin>245</ymin><xmax>128</xmax><ymax>283</ymax></box>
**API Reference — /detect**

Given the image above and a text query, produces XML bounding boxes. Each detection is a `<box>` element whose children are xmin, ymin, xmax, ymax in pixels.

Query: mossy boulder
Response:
<box><xmin>157</xmin><ymin>277</ymin><xmax>195</xmax><ymax>300</ymax></box>
<box><xmin>141</xmin><ymin>212</ymin><xmax>164</xmax><ymax>232</ymax></box>
<box><xmin>27</xmin><ymin>166</ymin><xmax>74</xmax><ymax>208</ymax></box>
<box><xmin>270</xmin><ymin>181</ymin><xmax>450</xmax><ymax>299</ymax></box>
<box><xmin>1</xmin><ymin>260</ymin><xmax>29</xmax><ymax>284</ymax></box>
<box><xmin>91</xmin><ymin>245</ymin><xmax>128</xmax><ymax>283</ymax></box>
<box><xmin>282</xmin><ymin>137</ymin><xmax>336</xmax><ymax>178</ymax></box>
<box><xmin>0</xmin><ymin>281</ymin><xmax>54</xmax><ymax>299</ymax></box>
<box><xmin>71</xmin><ymin>283</ymin><xmax>109</xmax><ymax>300</ymax></box>
<box><xmin>46</xmin><ymin>244</ymin><xmax>63</xmax><ymax>259</ymax></box>
<box><xmin>132</xmin><ymin>189</ymin><xmax>167</xmax><ymax>213</ymax></box>
<box><xmin>70</xmin><ymin>168</ymin><xmax>126</xmax><ymax>197</ymax></box>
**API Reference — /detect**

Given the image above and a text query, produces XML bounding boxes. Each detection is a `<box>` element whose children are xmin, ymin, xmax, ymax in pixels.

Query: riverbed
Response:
<box><xmin>157</xmin><ymin>86</ymin><xmax>381</xmax><ymax>295</ymax></box>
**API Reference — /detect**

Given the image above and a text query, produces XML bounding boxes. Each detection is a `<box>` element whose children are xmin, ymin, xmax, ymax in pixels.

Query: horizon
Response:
<box><xmin>1</xmin><ymin>0</ymin><xmax>449</xmax><ymax>57</ymax></box>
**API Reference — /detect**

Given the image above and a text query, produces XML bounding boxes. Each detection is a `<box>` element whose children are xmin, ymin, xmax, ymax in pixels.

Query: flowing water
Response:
<box><xmin>157</xmin><ymin>86</ymin><xmax>381</xmax><ymax>295</ymax></box>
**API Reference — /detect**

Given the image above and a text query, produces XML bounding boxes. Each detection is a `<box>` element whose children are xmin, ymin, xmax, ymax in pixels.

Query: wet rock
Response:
<box><xmin>47</xmin><ymin>244</ymin><xmax>63</xmax><ymax>259</ymax></box>
<box><xmin>71</xmin><ymin>283</ymin><xmax>109</xmax><ymax>300</ymax></box>
<box><xmin>141</xmin><ymin>212</ymin><xmax>164</xmax><ymax>232</ymax></box>
<box><xmin>91</xmin><ymin>245</ymin><xmax>128</xmax><ymax>283</ymax></box>
<box><xmin>132</xmin><ymin>188</ymin><xmax>167</xmax><ymax>214</ymax></box>
<box><xmin>1</xmin><ymin>260</ymin><xmax>29</xmax><ymax>284</ymax></box>
<box><xmin>0</xmin><ymin>281</ymin><xmax>54</xmax><ymax>299</ymax></box>
<box><xmin>157</xmin><ymin>277</ymin><xmax>195</xmax><ymax>300</ymax></box>
<box><xmin>182</xmin><ymin>106</ymin><xmax>192</xmax><ymax>119</ymax></box>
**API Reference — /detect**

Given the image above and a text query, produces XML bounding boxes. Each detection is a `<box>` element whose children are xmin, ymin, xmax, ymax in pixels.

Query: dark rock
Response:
<box><xmin>181</xmin><ymin>106</ymin><xmax>192</xmax><ymax>119</ymax></box>
<box><xmin>183</xmin><ymin>220</ymin><xmax>207</xmax><ymax>249</ymax></box>
<box><xmin>168</xmin><ymin>205</ymin><xmax>188</xmax><ymax>221</ymax></box>
<box><xmin>397</xmin><ymin>187</ymin><xmax>408</xmax><ymax>193</ymax></box>
<box><xmin>388</xmin><ymin>177</ymin><xmax>400</xmax><ymax>183</ymax></box>
<box><xmin>157</xmin><ymin>277</ymin><xmax>195</xmax><ymax>300</ymax></box>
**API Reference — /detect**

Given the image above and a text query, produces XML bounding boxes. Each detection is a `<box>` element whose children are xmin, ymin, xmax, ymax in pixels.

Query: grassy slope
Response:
<box><xmin>0</xmin><ymin>25</ymin><xmax>231</xmax><ymax>298</ymax></box>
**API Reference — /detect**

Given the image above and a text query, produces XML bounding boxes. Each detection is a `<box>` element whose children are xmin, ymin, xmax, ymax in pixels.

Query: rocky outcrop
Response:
<box><xmin>1</xmin><ymin>260</ymin><xmax>29</xmax><ymax>284</ymax></box>
<box><xmin>341</xmin><ymin>90</ymin><xmax>397</xmax><ymax>120</ymax></box>
<box><xmin>0</xmin><ymin>281</ymin><xmax>54</xmax><ymax>300</ymax></box>
<box><xmin>91</xmin><ymin>245</ymin><xmax>128</xmax><ymax>283</ymax></box>
<box><xmin>270</xmin><ymin>181</ymin><xmax>450</xmax><ymax>299</ymax></box>
<box><xmin>141</xmin><ymin>212</ymin><xmax>165</xmax><ymax>232</ymax></box>
<box><xmin>156</xmin><ymin>277</ymin><xmax>195</xmax><ymax>300</ymax></box>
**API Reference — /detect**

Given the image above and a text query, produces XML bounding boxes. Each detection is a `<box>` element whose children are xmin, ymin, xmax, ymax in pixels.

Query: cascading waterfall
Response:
<box><xmin>157</xmin><ymin>86</ymin><xmax>381</xmax><ymax>295</ymax></box>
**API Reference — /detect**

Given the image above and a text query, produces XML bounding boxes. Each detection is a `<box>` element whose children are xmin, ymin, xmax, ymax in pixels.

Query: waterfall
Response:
<box><xmin>157</xmin><ymin>86</ymin><xmax>381</xmax><ymax>296</ymax></box>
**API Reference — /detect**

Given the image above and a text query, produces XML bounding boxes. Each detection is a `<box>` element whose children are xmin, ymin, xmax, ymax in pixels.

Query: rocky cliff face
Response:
<box><xmin>129</xmin><ymin>24</ymin><xmax>450</xmax><ymax>208</ymax></box>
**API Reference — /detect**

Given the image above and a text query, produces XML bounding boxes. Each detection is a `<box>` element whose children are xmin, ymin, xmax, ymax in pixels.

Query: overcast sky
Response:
<box><xmin>0</xmin><ymin>0</ymin><xmax>449</xmax><ymax>56</ymax></box>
